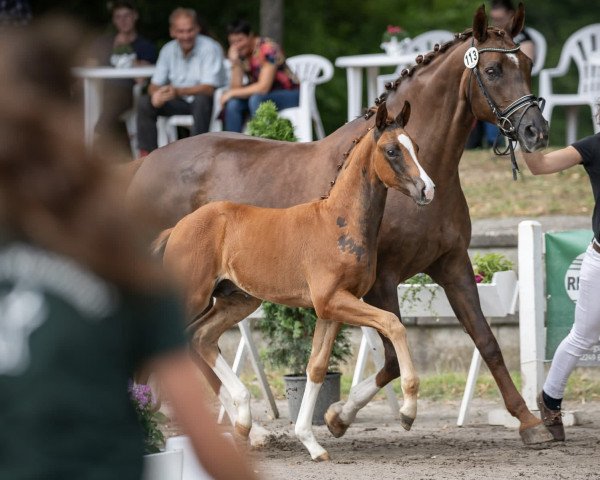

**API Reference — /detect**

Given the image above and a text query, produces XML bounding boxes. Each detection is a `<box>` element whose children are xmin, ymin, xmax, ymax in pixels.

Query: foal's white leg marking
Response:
<box><xmin>218</xmin><ymin>385</ymin><xmax>238</xmax><ymax>425</ymax></box>
<box><xmin>398</xmin><ymin>133</ymin><xmax>436</xmax><ymax>201</ymax></box>
<box><xmin>338</xmin><ymin>374</ymin><xmax>380</xmax><ymax>425</ymax></box>
<box><xmin>294</xmin><ymin>377</ymin><xmax>328</xmax><ymax>460</ymax></box>
<box><xmin>506</xmin><ymin>53</ymin><xmax>519</xmax><ymax>66</ymax></box>
<box><xmin>214</xmin><ymin>355</ymin><xmax>252</xmax><ymax>431</ymax></box>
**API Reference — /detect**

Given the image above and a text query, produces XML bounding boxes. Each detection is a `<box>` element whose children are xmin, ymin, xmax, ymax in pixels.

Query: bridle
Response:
<box><xmin>465</xmin><ymin>37</ymin><xmax>546</xmax><ymax>180</ymax></box>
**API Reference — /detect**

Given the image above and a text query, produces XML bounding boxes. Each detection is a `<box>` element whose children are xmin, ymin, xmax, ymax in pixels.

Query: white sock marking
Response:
<box><xmin>294</xmin><ymin>377</ymin><xmax>328</xmax><ymax>460</ymax></box>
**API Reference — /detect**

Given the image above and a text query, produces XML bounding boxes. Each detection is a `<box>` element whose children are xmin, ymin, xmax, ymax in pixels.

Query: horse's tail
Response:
<box><xmin>151</xmin><ymin>228</ymin><xmax>173</xmax><ymax>257</ymax></box>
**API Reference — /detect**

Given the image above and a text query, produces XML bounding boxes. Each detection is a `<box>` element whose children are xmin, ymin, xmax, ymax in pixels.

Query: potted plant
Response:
<box><xmin>380</xmin><ymin>24</ymin><xmax>411</xmax><ymax>56</ymax></box>
<box><xmin>257</xmin><ymin>303</ymin><xmax>352</xmax><ymax>424</ymax></box>
<box><xmin>397</xmin><ymin>252</ymin><xmax>518</xmax><ymax>317</ymax></box>
<box><xmin>129</xmin><ymin>382</ymin><xmax>183</xmax><ymax>480</ymax></box>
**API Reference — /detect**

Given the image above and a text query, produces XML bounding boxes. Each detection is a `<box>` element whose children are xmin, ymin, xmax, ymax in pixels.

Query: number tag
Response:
<box><xmin>464</xmin><ymin>47</ymin><xmax>479</xmax><ymax>69</ymax></box>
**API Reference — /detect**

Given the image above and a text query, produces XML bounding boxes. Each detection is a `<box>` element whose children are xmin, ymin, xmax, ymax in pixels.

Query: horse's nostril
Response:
<box><xmin>525</xmin><ymin>125</ymin><xmax>538</xmax><ymax>139</ymax></box>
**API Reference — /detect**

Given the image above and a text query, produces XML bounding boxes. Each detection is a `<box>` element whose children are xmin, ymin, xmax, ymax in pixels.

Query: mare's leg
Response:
<box><xmin>192</xmin><ymin>292</ymin><xmax>262</xmax><ymax>439</ymax></box>
<box><xmin>294</xmin><ymin>318</ymin><xmax>340</xmax><ymax>461</ymax></box>
<box><xmin>325</xmin><ymin>273</ymin><xmax>402</xmax><ymax>438</ymax></box>
<box><xmin>315</xmin><ymin>290</ymin><xmax>419</xmax><ymax>430</ymax></box>
<box><xmin>428</xmin><ymin>249</ymin><xmax>552</xmax><ymax>445</ymax></box>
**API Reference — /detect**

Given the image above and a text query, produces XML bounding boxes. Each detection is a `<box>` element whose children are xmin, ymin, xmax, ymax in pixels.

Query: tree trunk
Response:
<box><xmin>260</xmin><ymin>0</ymin><xmax>284</xmax><ymax>46</ymax></box>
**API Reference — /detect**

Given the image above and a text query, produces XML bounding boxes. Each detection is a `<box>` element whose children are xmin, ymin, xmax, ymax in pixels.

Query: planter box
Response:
<box><xmin>142</xmin><ymin>449</ymin><xmax>183</xmax><ymax>480</ymax></box>
<box><xmin>397</xmin><ymin>271</ymin><xmax>518</xmax><ymax>318</ymax></box>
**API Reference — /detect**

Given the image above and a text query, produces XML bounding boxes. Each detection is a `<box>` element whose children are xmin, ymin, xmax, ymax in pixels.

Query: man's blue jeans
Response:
<box><xmin>223</xmin><ymin>89</ymin><xmax>300</xmax><ymax>132</ymax></box>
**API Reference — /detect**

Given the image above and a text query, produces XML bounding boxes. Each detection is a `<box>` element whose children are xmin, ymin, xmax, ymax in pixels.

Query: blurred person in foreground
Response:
<box><xmin>520</xmin><ymin>103</ymin><xmax>600</xmax><ymax>442</ymax></box>
<box><xmin>0</xmin><ymin>19</ymin><xmax>258</xmax><ymax>480</ymax></box>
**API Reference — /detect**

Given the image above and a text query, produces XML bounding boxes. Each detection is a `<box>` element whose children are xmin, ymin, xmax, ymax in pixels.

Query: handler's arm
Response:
<box><xmin>520</xmin><ymin>146</ymin><xmax>582</xmax><ymax>175</ymax></box>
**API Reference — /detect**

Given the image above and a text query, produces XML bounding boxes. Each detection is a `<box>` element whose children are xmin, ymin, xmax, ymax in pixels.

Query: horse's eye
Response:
<box><xmin>485</xmin><ymin>64</ymin><xmax>501</xmax><ymax>78</ymax></box>
<box><xmin>386</xmin><ymin>149</ymin><xmax>397</xmax><ymax>157</ymax></box>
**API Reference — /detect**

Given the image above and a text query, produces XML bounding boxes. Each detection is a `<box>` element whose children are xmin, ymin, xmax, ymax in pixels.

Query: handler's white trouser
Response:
<box><xmin>544</xmin><ymin>242</ymin><xmax>600</xmax><ymax>399</ymax></box>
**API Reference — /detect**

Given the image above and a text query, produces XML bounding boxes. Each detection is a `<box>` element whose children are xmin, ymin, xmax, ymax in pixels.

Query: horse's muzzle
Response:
<box><xmin>518</xmin><ymin>111</ymin><xmax>549</xmax><ymax>152</ymax></box>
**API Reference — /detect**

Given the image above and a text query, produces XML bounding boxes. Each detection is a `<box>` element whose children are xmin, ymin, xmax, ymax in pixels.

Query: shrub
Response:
<box><xmin>246</xmin><ymin>100</ymin><xmax>297</xmax><ymax>141</ymax></box>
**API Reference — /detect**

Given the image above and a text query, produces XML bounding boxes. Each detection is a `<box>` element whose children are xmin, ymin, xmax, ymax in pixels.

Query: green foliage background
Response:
<box><xmin>33</xmin><ymin>0</ymin><xmax>597</xmax><ymax>145</ymax></box>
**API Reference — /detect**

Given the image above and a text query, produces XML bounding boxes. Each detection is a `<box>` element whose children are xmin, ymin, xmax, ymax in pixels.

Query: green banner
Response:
<box><xmin>545</xmin><ymin>229</ymin><xmax>597</xmax><ymax>365</ymax></box>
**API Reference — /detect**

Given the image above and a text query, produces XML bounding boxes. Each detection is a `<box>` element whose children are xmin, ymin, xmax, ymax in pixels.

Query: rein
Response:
<box><xmin>465</xmin><ymin>38</ymin><xmax>546</xmax><ymax>180</ymax></box>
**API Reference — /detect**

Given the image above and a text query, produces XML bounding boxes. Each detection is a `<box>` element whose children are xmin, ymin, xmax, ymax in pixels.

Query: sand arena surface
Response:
<box><xmin>244</xmin><ymin>397</ymin><xmax>600</xmax><ymax>480</ymax></box>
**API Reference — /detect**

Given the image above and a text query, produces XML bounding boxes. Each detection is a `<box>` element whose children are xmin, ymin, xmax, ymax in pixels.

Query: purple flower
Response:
<box><xmin>474</xmin><ymin>274</ymin><xmax>485</xmax><ymax>284</ymax></box>
<box><xmin>130</xmin><ymin>382</ymin><xmax>153</xmax><ymax>409</ymax></box>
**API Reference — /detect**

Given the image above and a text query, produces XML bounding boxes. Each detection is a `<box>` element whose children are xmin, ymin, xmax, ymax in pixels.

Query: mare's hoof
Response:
<box><xmin>234</xmin><ymin>422</ymin><xmax>251</xmax><ymax>439</ymax></box>
<box><xmin>313</xmin><ymin>452</ymin><xmax>331</xmax><ymax>462</ymax></box>
<box><xmin>400</xmin><ymin>413</ymin><xmax>414</xmax><ymax>431</ymax></box>
<box><xmin>324</xmin><ymin>404</ymin><xmax>350</xmax><ymax>438</ymax></box>
<box><xmin>519</xmin><ymin>422</ymin><xmax>554</xmax><ymax>446</ymax></box>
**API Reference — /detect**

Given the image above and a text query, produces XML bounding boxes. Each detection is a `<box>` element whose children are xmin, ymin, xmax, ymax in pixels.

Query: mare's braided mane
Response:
<box><xmin>363</xmin><ymin>26</ymin><xmax>510</xmax><ymax>120</ymax></box>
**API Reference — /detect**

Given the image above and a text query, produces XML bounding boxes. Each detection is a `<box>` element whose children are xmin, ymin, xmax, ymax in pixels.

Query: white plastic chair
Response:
<box><xmin>538</xmin><ymin>24</ymin><xmax>600</xmax><ymax>145</ymax></box>
<box><xmin>525</xmin><ymin>27</ymin><xmax>547</xmax><ymax>76</ymax></box>
<box><xmin>376</xmin><ymin>30</ymin><xmax>455</xmax><ymax>94</ymax></box>
<box><xmin>121</xmin><ymin>83</ymin><xmax>144</xmax><ymax>158</ymax></box>
<box><xmin>157</xmin><ymin>87</ymin><xmax>225</xmax><ymax>147</ymax></box>
<box><xmin>280</xmin><ymin>54</ymin><xmax>334</xmax><ymax>142</ymax></box>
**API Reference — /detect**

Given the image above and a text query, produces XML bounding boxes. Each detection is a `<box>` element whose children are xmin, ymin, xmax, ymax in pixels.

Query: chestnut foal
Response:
<box><xmin>154</xmin><ymin>101</ymin><xmax>435</xmax><ymax>460</ymax></box>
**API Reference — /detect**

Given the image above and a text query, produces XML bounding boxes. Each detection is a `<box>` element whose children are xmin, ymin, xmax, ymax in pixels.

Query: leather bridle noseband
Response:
<box><xmin>465</xmin><ymin>38</ymin><xmax>546</xmax><ymax>179</ymax></box>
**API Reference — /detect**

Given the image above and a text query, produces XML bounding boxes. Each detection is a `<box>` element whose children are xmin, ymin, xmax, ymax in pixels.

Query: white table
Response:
<box><xmin>72</xmin><ymin>66</ymin><xmax>155</xmax><ymax>148</ymax></box>
<box><xmin>335</xmin><ymin>53</ymin><xmax>417</xmax><ymax>122</ymax></box>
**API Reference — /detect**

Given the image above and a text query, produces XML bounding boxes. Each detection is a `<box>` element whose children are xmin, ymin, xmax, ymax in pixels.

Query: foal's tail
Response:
<box><xmin>151</xmin><ymin>228</ymin><xmax>173</xmax><ymax>257</ymax></box>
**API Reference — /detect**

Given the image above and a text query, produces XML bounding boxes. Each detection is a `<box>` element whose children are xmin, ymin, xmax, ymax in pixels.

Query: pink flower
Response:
<box><xmin>474</xmin><ymin>274</ymin><xmax>485</xmax><ymax>284</ymax></box>
<box><xmin>387</xmin><ymin>25</ymin><xmax>403</xmax><ymax>34</ymax></box>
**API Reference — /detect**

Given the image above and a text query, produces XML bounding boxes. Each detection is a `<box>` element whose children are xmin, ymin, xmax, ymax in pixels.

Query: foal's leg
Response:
<box><xmin>325</xmin><ymin>274</ymin><xmax>402</xmax><ymax>438</ymax></box>
<box><xmin>192</xmin><ymin>292</ymin><xmax>262</xmax><ymax>439</ymax></box>
<box><xmin>429</xmin><ymin>250</ymin><xmax>553</xmax><ymax>445</ymax></box>
<box><xmin>316</xmin><ymin>291</ymin><xmax>419</xmax><ymax>429</ymax></box>
<box><xmin>294</xmin><ymin>318</ymin><xmax>341</xmax><ymax>461</ymax></box>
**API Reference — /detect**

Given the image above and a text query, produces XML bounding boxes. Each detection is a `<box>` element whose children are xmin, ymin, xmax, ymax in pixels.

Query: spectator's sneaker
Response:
<box><xmin>537</xmin><ymin>392</ymin><xmax>565</xmax><ymax>441</ymax></box>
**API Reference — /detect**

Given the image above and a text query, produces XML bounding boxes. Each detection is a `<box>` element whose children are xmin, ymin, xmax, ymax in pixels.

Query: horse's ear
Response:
<box><xmin>510</xmin><ymin>2</ymin><xmax>525</xmax><ymax>38</ymax></box>
<box><xmin>473</xmin><ymin>4</ymin><xmax>488</xmax><ymax>43</ymax></box>
<box><xmin>376</xmin><ymin>101</ymin><xmax>388</xmax><ymax>131</ymax></box>
<box><xmin>395</xmin><ymin>101</ymin><xmax>411</xmax><ymax>128</ymax></box>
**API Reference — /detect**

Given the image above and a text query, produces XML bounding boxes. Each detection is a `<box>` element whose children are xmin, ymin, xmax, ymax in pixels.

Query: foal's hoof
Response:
<box><xmin>313</xmin><ymin>451</ymin><xmax>331</xmax><ymax>462</ymax></box>
<box><xmin>234</xmin><ymin>422</ymin><xmax>251</xmax><ymax>439</ymax></box>
<box><xmin>400</xmin><ymin>413</ymin><xmax>414</xmax><ymax>431</ymax></box>
<box><xmin>324</xmin><ymin>403</ymin><xmax>350</xmax><ymax>438</ymax></box>
<box><xmin>519</xmin><ymin>422</ymin><xmax>554</xmax><ymax>446</ymax></box>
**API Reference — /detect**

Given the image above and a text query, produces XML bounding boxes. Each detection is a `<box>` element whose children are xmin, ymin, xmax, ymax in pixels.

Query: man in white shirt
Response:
<box><xmin>136</xmin><ymin>8</ymin><xmax>224</xmax><ymax>154</ymax></box>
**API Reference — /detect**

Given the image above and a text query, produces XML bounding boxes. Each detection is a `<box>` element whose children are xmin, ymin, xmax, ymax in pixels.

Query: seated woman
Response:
<box><xmin>220</xmin><ymin>19</ymin><xmax>299</xmax><ymax>132</ymax></box>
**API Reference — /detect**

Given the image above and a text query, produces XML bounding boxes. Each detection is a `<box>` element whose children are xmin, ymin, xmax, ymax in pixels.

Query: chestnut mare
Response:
<box><xmin>154</xmin><ymin>102</ymin><xmax>434</xmax><ymax>460</ymax></box>
<box><xmin>127</xmin><ymin>4</ymin><xmax>552</xmax><ymax>450</ymax></box>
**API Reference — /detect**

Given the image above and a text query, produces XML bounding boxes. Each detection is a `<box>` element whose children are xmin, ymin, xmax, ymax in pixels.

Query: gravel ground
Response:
<box><xmin>245</xmin><ymin>397</ymin><xmax>600</xmax><ymax>480</ymax></box>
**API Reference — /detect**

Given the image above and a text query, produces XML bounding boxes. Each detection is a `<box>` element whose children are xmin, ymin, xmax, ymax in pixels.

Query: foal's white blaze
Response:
<box><xmin>398</xmin><ymin>133</ymin><xmax>435</xmax><ymax>201</ymax></box>
<box><xmin>294</xmin><ymin>377</ymin><xmax>328</xmax><ymax>460</ymax></box>
<box><xmin>506</xmin><ymin>53</ymin><xmax>519</xmax><ymax>66</ymax></box>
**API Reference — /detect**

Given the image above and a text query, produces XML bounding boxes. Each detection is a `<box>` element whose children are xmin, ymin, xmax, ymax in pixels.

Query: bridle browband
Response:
<box><xmin>466</xmin><ymin>38</ymin><xmax>546</xmax><ymax>180</ymax></box>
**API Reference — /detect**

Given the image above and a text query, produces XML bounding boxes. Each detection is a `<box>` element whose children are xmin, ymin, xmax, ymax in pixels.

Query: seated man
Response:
<box><xmin>221</xmin><ymin>19</ymin><xmax>299</xmax><ymax>132</ymax></box>
<box><xmin>136</xmin><ymin>7</ymin><xmax>224</xmax><ymax>155</ymax></box>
